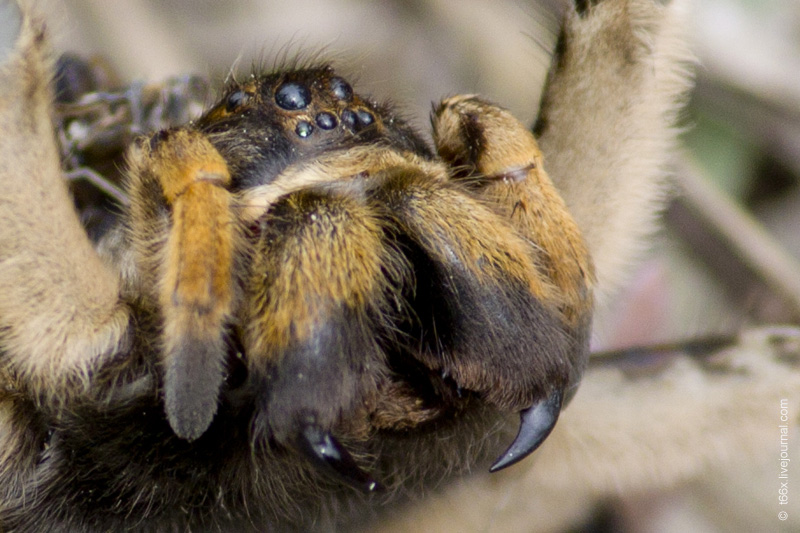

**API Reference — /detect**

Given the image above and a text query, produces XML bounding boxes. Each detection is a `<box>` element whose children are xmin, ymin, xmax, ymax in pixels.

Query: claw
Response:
<box><xmin>489</xmin><ymin>389</ymin><xmax>563</xmax><ymax>473</ymax></box>
<box><xmin>299</xmin><ymin>425</ymin><xmax>383</xmax><ymax>493</ymax></box>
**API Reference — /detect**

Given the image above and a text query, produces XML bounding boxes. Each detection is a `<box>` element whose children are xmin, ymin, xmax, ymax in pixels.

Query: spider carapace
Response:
<box><xmin>120</xmin><ymin>64</ymin><xmax>593</xmax><ymax>492</ymax></box>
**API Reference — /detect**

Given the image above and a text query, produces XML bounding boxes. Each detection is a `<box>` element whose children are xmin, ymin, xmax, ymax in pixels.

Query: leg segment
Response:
<box><xmin>0</xmin><ymin>0</ymin><xmax>128</xmax><ymax>406</ymax></box>
<box><xmin>431</xmin><ymin>95</ymin><xmax>595</xmax><ymax>470</ymax></box>
<box><xmin>126</xmin><ymin>129</ymin><xmax>237</xmax><ymax>440</ymax></box>
<box><xmin>433</xmin><ymin>95</ymin><xmax>594</xmax><ymax>331</ymax></box>
<box><xmin>534</xmin><ymin>0</ymin><xmax>693</xmax><ymax>304</ymax></box>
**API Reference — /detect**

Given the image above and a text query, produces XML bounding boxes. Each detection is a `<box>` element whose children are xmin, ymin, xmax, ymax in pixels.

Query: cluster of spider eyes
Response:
<box><xmin>225</xmin><ymin>76</ymin><xmax>376</xmax><ymax>139</ymax></box>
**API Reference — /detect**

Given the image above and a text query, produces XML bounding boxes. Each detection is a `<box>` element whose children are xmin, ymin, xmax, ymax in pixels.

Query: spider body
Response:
<box><xmin>0</xmin><ymin>0</ymin><xmax>719</xmax><ymax>531</ymax></box>
<box><xmin>2</xmin><ymin>32</ymin><xmax>592</xmax><ymax>532</ymax></box>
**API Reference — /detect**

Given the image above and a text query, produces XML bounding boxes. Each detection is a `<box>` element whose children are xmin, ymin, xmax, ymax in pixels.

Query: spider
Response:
<box><xmin>2</xmin><ymin>0</ymin><xmax>798</xmax><ymax>532</ymax></box>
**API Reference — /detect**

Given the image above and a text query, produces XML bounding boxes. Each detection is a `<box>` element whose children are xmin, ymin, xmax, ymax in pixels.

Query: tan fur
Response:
<box><xmin>240</xmin><ymin>144</ymin><xmax>563</xmax><ymax>306</ymax></box>
<box><xmin>0</xmin><ymin>0</ymin><xmax>129</xmax><ymax>404</ymax></box>
<box><xmin>129</xmin><ymin>130</ymin><xmax>236</xmax><ymax>344</ymax></box>
<box><xmin>433</xmin><ymin>95</ymin><xmax>594</xmax><ymax>325</ymax></box>
<box><xmin>236</xmin><ymin>145</ymin><xmax>450</xmax><ymax>222</ymax></box>
<box><xmin>125</xmin><ymin>129</ymin><xmax>240</xmax><ymax>439</ymax></box>
<box><xmin>244</xmin><ymin>192</ymin><xmax>390</xmax><ymax>353</ymax></box>
<box><xmin>536</xmin><ymin>0</ymin><xmax>694</xmax><ymax>308</ymax></box>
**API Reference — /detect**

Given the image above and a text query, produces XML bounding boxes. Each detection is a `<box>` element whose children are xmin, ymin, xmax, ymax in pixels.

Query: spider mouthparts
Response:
<box><xmin>299</xmin><ymin>425</ymin><xmax>383</xmax><ymax>494</ymax></box>
<box><xmin>489</xmin><ymin>389</ymin><xmax>563</xmax><ymax>473</ymax></box>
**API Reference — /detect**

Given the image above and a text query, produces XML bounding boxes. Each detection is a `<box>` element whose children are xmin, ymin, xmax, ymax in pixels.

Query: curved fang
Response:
<box><xmin>489</xmin><ymin>389</ymin><xmax>563</xmax><ymax>473</ymax></box>
<box><xmin>300</xmin><ymin>425</ymin><xmax>383</xmax><ymax>493</ymax></box>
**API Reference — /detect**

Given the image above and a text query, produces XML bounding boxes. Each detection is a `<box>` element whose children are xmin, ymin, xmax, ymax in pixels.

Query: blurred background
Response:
<box><xmin>43</xmin><ymin>0</ymin><xmax>800</xmax><ymax>531</ymax></box>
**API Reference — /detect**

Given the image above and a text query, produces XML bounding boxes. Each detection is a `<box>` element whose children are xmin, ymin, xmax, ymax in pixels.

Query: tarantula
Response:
<box><xmin>3</xmin><ymin>0</ymin><xmax>797</xmax><ymax>531</ymax></box>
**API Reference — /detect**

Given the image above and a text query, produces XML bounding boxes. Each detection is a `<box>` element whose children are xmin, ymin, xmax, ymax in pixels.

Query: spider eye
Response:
<box><xmin>330</xmin><ymin>76</ymin><xmax>352</xmax><ymax>102</ymax></box>
<box><xmin>295</xmin><ymin>120</ymin><xmax>314</xmax><ymax>138</ymax></box>
<box><xmin>275</xmin><ymin>81</ymin><xmax>311</xmax><ymax>110</ymax></box>
<box><xmin>341</xmin><ymin>109</ymin><xmax>357</xmax><ymax>130</ymax></box>
<box><xmin>340</xmin><ymin>108</ymin><xmax>375</xmax><ymax>132</ymax></box>
<box><xmin>226</xmin><ymin>90</ymin><xmax>249</xmax><ymax>112</ymax></box>
<box><xmin>356</xmin><ymin>109</ymin><xmax>374</xmax><ymax>126</ymax></box>
<box><xmin>315</xmin><ymin>112</ymin><xmax>337</xmax><ymax>130</ymax></box>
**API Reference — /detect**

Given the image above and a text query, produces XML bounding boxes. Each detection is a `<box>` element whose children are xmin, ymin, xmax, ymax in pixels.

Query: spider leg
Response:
<box><xmin>0</xmin><ymin>1</ymin><xmax>129</xmax><ymax>406</ymax></box>
<box><xmin>429</xmin><ymin>97</ymin><xmax>595</xmax><ymax>470</ymax></box>
<box><xmin>126</xmin><ymin>129</ymin><xmax>237</xmax><ymax>440</ymax></box>
<box><xmin>534</xmin><ymin>0</ymin><xmax>693</xmax><ymax>304</ymax></box>
<box><xmin>432</xmin><ymin>95</ymin><xmax>594</xmax><ymax>331</ymax></box>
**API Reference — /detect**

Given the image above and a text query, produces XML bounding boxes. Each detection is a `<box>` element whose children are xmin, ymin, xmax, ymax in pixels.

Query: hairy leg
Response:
<box><xmin>535</xmin><ymin>0</ymin><xmax>693</xmax><ymax>305</ymax></box>
<box><xmin>0</xmin><ymin>0</ymin><xmax>129</xmax><ymax>405</ymax></box>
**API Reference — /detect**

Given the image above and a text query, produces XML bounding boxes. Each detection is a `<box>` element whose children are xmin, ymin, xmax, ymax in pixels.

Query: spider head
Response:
<box><xmin>194</xmin><ymin>66</ymin><xmax>432</xmax><ymax>192</ymax></box>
